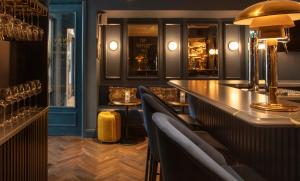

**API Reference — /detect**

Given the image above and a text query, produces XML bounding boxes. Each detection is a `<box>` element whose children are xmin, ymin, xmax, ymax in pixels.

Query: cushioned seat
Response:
<box><xmin>152</xmin><ymin>113</ymin><xmax>265</xmax><ymax>181</ymax></box>
<box><xmin>142</xmin><ymin>93</ymin><xmax>229</xmax><ymax>165</ymax></box>
<box><xmin>152</xmin><ymin>113</ymin><xmax>242</xmax><ymax>181</ymax></box>
<box><xmin>97</xmin><ymin>111</ymin><xmax>121</xmax><ymax>143</ymax></box>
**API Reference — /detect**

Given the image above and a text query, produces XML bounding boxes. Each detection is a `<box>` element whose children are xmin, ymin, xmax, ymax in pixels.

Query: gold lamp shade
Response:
<box><xmin>234</xmin><ymin>0</ymin><xmax>300</xmax><ymax>27</ymax></box>
<box><xmin>234</xmin><ymin>0</ymin><xmax>300</xmax><ymax>112</ymax></box>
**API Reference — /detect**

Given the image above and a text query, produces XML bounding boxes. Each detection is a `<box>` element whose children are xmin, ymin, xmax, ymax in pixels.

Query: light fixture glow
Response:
<box><xmin>209</xmin><ymin>49</ymin><xmax>216</xmax><ymax>55</ymax></box>
<box><xmin>168</xmin><ymin>41</ymin><xmax>178</xmax><ymax>51</ymax></box>
<box><xmin>228</xmin><ymin>41</ymin><xmax>239</xmax><ymax>51</ymax></box>
<box><xmin>258</xmin><ymin>43</ymin><xmax>266</xmax><ymax>50</ymax></box>
<box><xmin>109</xmin><ymin>41</ymin><xmax>118</xmax><ymax>51</ymax></box>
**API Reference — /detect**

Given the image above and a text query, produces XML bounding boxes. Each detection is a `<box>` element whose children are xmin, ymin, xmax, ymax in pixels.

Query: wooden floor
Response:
<box><xmin>48</xmin><ymin>136</ymin><xmax>148</xmax><ymax>181</ymax></box>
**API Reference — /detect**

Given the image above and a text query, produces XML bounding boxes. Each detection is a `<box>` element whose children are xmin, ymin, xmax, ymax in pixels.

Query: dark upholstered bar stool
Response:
<box><xmin>152</xmin><ymin>112</ymin><xmax>242</xmax><ymax>181</ymax></box>
<box><xmin>152</xmin><ymin>113</ymin><xmax>266</xmax><ymax>181</ymax></box>
<box><xmin>139</xmin><ymin>87</ymin><xmax>234</xmax><ymax>181</ymax></box>
<box><xmin>138</xmin><ymin>86</ymin><xmax>200</xmax><ymax>128</ymax></box>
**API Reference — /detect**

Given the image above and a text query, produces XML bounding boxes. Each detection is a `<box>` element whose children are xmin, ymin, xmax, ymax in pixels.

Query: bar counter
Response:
<box><xmin>169</xmin><ymin>80</ymin><xmax>300</xmax><ymax>127</ymax></box>
<box><xmin>0</xmin><ymin>107</ymin><xmax>48</xmax><ymax>181</ymax></box>
<box><xmin>168</xmin><ymin>80</ymin><xmax>300</xmax><ymax>181</ymax></box>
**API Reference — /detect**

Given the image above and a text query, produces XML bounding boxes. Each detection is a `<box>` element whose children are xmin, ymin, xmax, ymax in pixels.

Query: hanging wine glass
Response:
<box><xmin>0</xmin><ymin>0</ymin><xmax>5</xmax><ymax>40</ymax></box>
<box><xmin>20</xmin><ymin>7</ymin><xmax>29</xmax><ymax>41</ymax></box>
<box><xmin>0</xmin><ymin>0</ymin><xmax>13</xmax><ymax>41</ymax></box>
<box><xmin>11</xmin><ymin>1</ymin><xmax>22</xmax><ymax>40</ymax></box>
<box><xmin>0</xmin><ymin>88</ymin><xmax>14</xmax><ymax>125</ymax></box>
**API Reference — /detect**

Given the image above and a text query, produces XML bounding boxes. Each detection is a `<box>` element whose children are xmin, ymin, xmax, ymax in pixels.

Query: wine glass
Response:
<box><xmin>0</xmin><ymin>88</ymin><xmax>14</xmax><ymax>125</ymax></box>
<box><xmin>37</xmin><ymin>27</ymin><xmax>44</xmax><ymax>41</ymax></box>
<box><xmin>20</xmin><ymin>21</ymin><xmax>29</xmax><ymax>41</ymax></box>
<box><xmin>18</xmin><ymin>84</ymin><xmax>26</xmax><ymax>116</ymax></box>
<box><xmin>23</xmin><ymin>83</ymin><xmax>31</xmax><ymax>114</ymax></box>
<box><xmin>29</xmin><ymin>81</ymin><xmax>37</xmax><ymax>110</ymax></box>
<box><xmin>0</xmin><ymin>99</ymin><xmax>9</xmax><ymax>127</ymax></box>
<box><xmin>20</xmin><ymin>7</ymin><xmax>29</xmax><ymax>41</ymax></box>
<box><xmin>11</xmin><ymin>86</ymin><xmax>21</xmax><ymax>119</ymax></box>
<box><xmin>34</xmin><ymin>80</ymin><xmax>42</xmax><ymax>108</ymax></box>
<box><xmin>11</xmin><ymin>17</ymin><xmax>22</xmax><ymax>41</ymax></box>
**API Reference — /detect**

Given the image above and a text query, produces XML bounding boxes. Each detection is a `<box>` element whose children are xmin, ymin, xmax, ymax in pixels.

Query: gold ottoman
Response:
<box><xmin>97</xmin><ymin>111</ymin><xmax>121</xmax><ymax>143</ymax></box>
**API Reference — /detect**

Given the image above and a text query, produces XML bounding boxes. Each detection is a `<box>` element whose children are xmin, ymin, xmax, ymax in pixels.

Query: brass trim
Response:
<box><xmin>250</xmin><ymin>102</ymin><xmax>299</xmax><ymax>112</ymax></box>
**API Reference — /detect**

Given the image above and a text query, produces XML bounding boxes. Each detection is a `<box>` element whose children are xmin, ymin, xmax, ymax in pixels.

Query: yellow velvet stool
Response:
<box><xmin>97</xmin><ymin>111</ymin><xmax>121</xmax><ymax>143</ymax></box>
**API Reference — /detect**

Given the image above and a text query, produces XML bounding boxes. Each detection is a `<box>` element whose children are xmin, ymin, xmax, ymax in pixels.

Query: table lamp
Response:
<box><xmin>234</xmin><ymin>0</ymin><xmax>300</xmax><ymax>111</ymax></box>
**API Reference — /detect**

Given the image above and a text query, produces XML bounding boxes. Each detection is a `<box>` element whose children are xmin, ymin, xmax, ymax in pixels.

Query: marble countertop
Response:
<box><xmin>168</xmin><ymin>80</ymin><xmax>300</xmax><ymax>127</ymax></box>
<box><xmin>0</xmin><ymin>107</ymin><xmax>48</xmax><ymax>145</ymax></box>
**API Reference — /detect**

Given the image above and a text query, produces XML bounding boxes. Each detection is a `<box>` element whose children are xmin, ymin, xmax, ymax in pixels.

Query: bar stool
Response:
<box><xmin>139</xmin><ymin>87</ymin><xmax>233</xmax><ymax>181</ymax></box>
<box><xmin>152</xmin><ymin>112</ymin><xmax>242</xmax><ymax>181</ymax></box>
<box><xmin>152</xmin><ymin>112</ymin><xmax>266</xmax><ymax>181</ymax></box>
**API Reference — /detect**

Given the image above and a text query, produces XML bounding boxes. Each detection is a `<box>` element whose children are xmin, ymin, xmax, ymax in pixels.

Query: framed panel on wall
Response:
<box><xmin>165</xmin><ymin>24</ymin><xmax>181</xmax><ymax>79</ymax></box>
<box><xmin>224</xmin><ymin>24</ymin><xmax>242</xmax><ymax>79</ymax></box>
<box><xmin>104</xmin><ymin>24</ymin><xmax>121</xmax><ymax>79</ymax></box>
<box><xmin>186</xmin><ymin>23</ymin><xmax>219</xmax><ymax>78</ymax></box>
<box><xmin>127</xmin><ymin>23</ymin><xmax>160</xmax><ymax>78</ymax></box>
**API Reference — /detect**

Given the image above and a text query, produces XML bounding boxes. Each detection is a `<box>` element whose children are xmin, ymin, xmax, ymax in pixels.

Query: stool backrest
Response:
<box><xmin>152</xmin><ymin>112</ymin><xmax>242</xmax><ymax>181</ymax></box>
<box><xmin>141</xmin><ymin>93</ymin><xmax>227</xmax><ymax>166</ymax></box>
<box><xmin>138</xmin><ymin>86</ymin><xmax>178</xmax><ymax>116</ymax></box>
<box><xmin>140</xmin><ymin>92</ymin><xmax>178</xmax><ymax>159</ymax></box>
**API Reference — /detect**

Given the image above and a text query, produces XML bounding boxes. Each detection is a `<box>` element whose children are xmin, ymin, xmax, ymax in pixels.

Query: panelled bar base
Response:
<box><xmin>188</xmin><ymin>95</ymin><xmax>299</xmax><ymax>181</ymax></box>
<box><xmin>168</xmin><ymin>80</ymin><xmax>300</xmax><ymax>181</ymax></box>
<box><xmin>0</xmin><ymin>108</ymin><xmax>48</xmax><ymax>181</ymax></box>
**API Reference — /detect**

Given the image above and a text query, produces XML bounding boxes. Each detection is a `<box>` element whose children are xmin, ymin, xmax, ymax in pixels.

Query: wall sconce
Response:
<box><xmin>228</xmin><ymin>41</ymin><xmax>239</xmax><ymax>51</ymax></box>
<box><xmin>258</xmin><ymin>42</ymin><xmax>266</xmax><ymax>50</ymax></box>
<box><xmin>209</xmin><ymin>49</ymin><xmax>216</xmax><ymax>55</ymax></box>
<box><xmin>168</xmin><ymin>41</ymin><xmax>178</xmax><ymax>51</ymax></box>
<box><xmin>109</xmin><ymin>40</ymin><xmax>118</xmax><ymax>51</ymax></box>
<box><xmin>209</xmin><ymin>49</ymin><xmax>218</xmax><ymax>55</ymax></box>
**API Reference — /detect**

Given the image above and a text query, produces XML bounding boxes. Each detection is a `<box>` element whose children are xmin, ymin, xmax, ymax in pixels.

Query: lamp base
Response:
<box><xmin>250</xmin><ymin>102</ymin><xmax>299</xmax><ymax>112</ymax></box>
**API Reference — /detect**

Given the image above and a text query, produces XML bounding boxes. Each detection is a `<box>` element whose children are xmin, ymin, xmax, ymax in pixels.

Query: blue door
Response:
<box><xmin>48</xmin><ymin>3</ymin><xmax>83</xmax><ymax>136</ymax></box>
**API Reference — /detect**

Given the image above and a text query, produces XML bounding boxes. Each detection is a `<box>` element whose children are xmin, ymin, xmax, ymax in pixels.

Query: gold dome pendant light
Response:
<box><xmin>234</xmin><ymin>0</ymin><xmax>300</xmax><ymax>112</ymax></box>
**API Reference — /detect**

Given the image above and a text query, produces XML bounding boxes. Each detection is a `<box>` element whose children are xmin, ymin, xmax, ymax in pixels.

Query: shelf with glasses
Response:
<box><xmin>0</xmin><ymin>106</ymin><xmax>48</xmax><ymax>145</ymax></box>
<box><xmin>0</xmin><ymin>80</ymin><xmax>43</xmax><ymax>130</ymax></box>
<box><xmin>0</xmin><ymin>0</ymin><xmax>48</xmax><ymax>41</ymax></box>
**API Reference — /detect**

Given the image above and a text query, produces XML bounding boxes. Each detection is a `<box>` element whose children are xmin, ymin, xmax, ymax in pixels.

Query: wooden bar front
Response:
<box><xmin>0</xmin><ymin>108</ymin><xmax>48</xmax><ymax>181</ymax></box>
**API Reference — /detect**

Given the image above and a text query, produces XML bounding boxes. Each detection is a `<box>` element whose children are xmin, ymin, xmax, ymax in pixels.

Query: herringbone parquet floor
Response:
<box><xmin>48</xmin><ymin>136</ymin><xmax>148</xmax><ymax>181</ymax></box>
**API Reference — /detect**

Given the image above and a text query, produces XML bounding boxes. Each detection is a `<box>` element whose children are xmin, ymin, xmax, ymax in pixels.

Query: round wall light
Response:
<box><xmin>109</xmin><ymin>40</ymin><xmax>118</xmax><ymax>51</ymax></box>
<box><xmin>209</xmin><ymin>49</ymin><xmax>216</xmax><ymax>55</ymax></box>
<box><xmin>258</xmin><ymin>42</ymin><xmax>266</xmax><ymax>50</ymax></box>
<box><xmin>228</xmin><ymin>41</ymin><xmax>239</xmax><ymax>51</ymax></box>
<box><xmin>168</xmin><ymin>41</ymin><xmax>178</xmax><ymax>51</ymax></box>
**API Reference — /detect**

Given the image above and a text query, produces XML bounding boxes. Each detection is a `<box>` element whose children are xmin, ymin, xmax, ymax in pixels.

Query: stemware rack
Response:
<box><xmin>0</xmin><ymin>0</ymin><xmax>48</xmax><ymax>41</ymax></box>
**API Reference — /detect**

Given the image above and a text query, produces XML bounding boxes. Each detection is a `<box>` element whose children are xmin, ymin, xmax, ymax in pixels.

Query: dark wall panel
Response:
<box><xmin>165</xmin><ymin>24</ymin><xmax>181</xmax><ymax>79</ymax></box>
<box><xmin>278</xmin><ymin>52</ymin><xmax>300</xmax><ymax>80</ymax></box>
<box><xmin>105</xmin><ymin>25</ymin><xmax>121</xmax><ymax>79</ymax></box>
<box><xmin>224</xmin><ymin>24</ymin><xmax>241</xmax><ymax>79</ymax></box>
<box><xmin>0</xmin><ymin>42</ymin><xmax>10</xmax><ymax>88</ymax></box>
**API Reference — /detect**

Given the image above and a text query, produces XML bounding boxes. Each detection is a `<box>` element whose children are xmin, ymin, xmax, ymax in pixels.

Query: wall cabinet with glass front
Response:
<box><xmin>127</xmin><ymin>24</ymin><xmax>159</xmax><ymax>78</ymax></box>
<box><xmin>187</xmin><ymin>24</ymin><xmax>218</xmax><ymax>77</ymax></box>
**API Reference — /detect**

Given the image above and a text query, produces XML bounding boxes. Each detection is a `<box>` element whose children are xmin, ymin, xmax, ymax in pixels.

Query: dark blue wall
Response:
<box><xmin>84</xmin><ymin>0</ymin><xmax>300</xmax><ymax>136</ymax></box>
